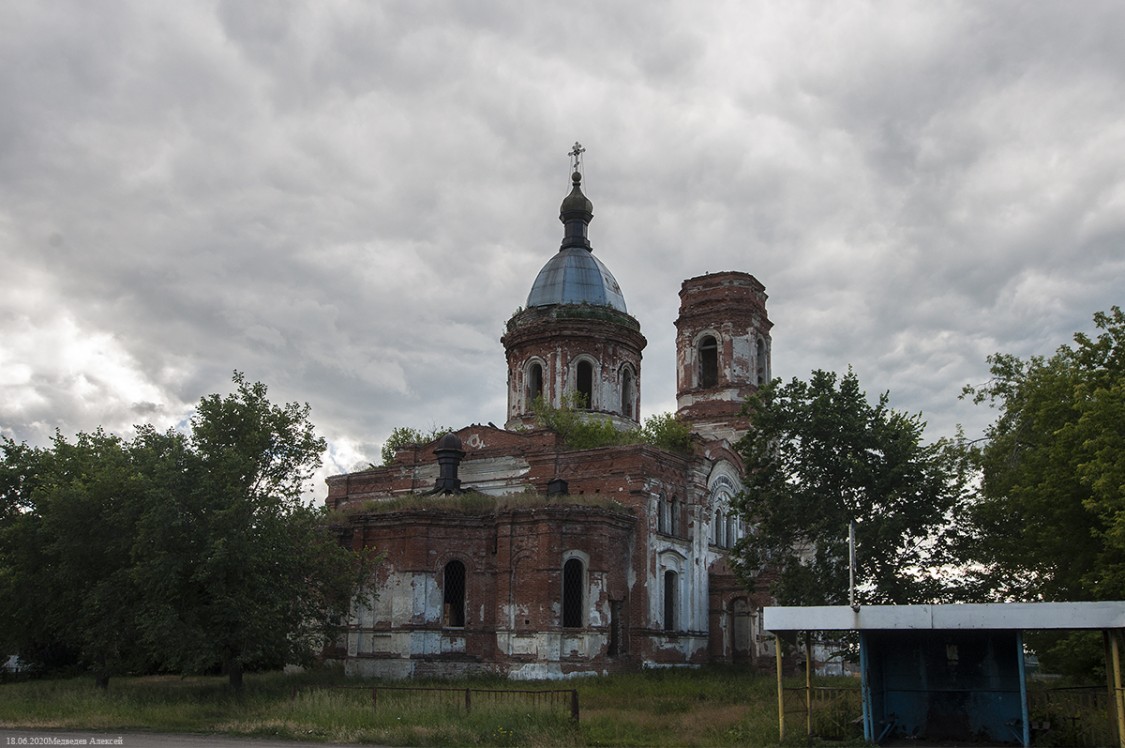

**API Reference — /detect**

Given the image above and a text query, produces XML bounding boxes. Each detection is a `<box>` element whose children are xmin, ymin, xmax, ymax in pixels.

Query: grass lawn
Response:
<box><xmin>0</xmin><ymin>666</ymin><xmax>865</xmax><ymax>746</ymax></box>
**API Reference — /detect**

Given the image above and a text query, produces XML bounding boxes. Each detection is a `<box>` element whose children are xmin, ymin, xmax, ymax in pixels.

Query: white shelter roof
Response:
<box><xmin>764</xmin><ymin>602</ymin><xmax>1125</xmax><ymax>633</ymax></box>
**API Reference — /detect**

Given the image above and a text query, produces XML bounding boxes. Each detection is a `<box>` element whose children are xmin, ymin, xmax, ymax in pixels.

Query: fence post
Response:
<box><xmin>776</xmin><ymin>635</ymin><xmax>785</xmax><ymax>742</ymax></box>
<box><xmin>1111</xmin><ymin>631</ymin><xmax>1125</xmax><ymax>748</ymax></box>
<box><xmin>465</xmin><ymin>688</ymin><xmax>472</xmax><ymax>713</ymax></box>
<box><xmin>570</xmin><ymin>689</ymin><xmax>580</xmax><ymax>722</ymax></box>
<box><xmin>805</xmin><ymin>634</ymin><xmax>814</xmax><ymax>739</ymax></box>
<box><xmin>372</xmin><ymin>687</ymin><xmax>378</xmax><ymax>712</ymax></box>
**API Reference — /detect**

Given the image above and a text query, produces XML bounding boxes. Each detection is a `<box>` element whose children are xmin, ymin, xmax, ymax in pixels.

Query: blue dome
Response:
<box><xmin>526</xmin><ymin>247</ymin><xmax>627</xmax><ymax>312</ymax></box>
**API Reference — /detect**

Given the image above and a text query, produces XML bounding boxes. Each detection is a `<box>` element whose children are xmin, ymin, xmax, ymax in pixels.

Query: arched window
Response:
<box><xmin>576</xmin><ymin>360</ymin><xmax>594</xmax><ymax>409</ymax></box>
<box><xmin>663</xmin><ymin>571</ymin><xmax>678</xmax><ymax>632</ymax></box>
<box><xmin>699</xmin><ymin>335</ymin><xmax>718</xmax><ymax>388</ymax></box>
<box><xmin>709</xmin><ymin>476</ymin><xmax>738</xmax><ymax>548</ymax></box>
<box><xmin>732</xmin><ymin>597</ymin><xmax>752</xmax><ymax>658</ymax></box>
<box><xmin>756</xmin><ymin>338</ymin><xmax>767</xmax><ymax>385</ymax></box>
<box><xmin>657</xmin><ymin>494</ymin><xmax>668</xmax><ymax>534</ymax></box>
<box><xmin>620</xmin><ymin>367</ymin><xmax>634</xmax><ymax>418</ymax></box>
<box><xmin>670</xmin><ymin>497</ymin><xmax>680</xmax><ymax>537</ymax></box>
<box><xmin>443</xmin><ymin>560</ymin><xmax>466</xmax><ymax>628</ymax></box>
<box><xmin>527</xmin><ymin>362</ymin><xmax>544</xmax><ymax>404</ymax></box>
<box><xmin>562</xmin><ymin>558</ymin><xmax>584</xmax><ymax>628</ymax></box>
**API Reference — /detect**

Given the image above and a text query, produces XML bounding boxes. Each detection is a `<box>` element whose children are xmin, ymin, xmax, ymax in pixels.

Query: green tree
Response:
<box><xmin>134</xmin><ymin>373</ymin><xmax>371</xmax><ymax>690</ymax></box>
<box><xmin>379</xmin><ymin>425</ymin><xmax>453</xmax><ymax>466</ymax></box>
<box><xmin>639</xmin><ymin>412</ymin><xmax>694</xmax><ymax>454</ymax></box>
<box><xmin>1</xmin><ymin>373</ymin><xmax>375</xmax><ymax>691</ymax></box>
<box><xmin>964</xmin><ymin>307</ymin><xmax>1125</xmax><ymax>601</ymax></box>
<box><xmin>0</xmin><ymin>438</ymin><xmax>63</xmax><ymax>670</ymax></box>
<box><xmin>0</xmin><ymin>431</ymin><xmax>148</xmax><ymax>687</ymax></box>
<box><xmin>732</xmin><ymin>369</ymin><xmax>972</xmax><ymax>606</ymax></box>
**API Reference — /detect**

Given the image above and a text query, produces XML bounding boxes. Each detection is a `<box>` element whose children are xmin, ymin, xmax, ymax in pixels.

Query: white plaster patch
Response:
<box><xmin>508</xmin><ymin>662</ymin><xmax>564</xmax><ymax>680</ymax></box>
<box><xmin>508</xmin><ymin>634</ymin><xmax>540</xmax><ymax>656</ymax></box>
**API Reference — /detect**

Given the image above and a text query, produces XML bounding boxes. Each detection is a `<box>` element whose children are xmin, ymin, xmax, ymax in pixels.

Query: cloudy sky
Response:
<box><xmin>2</xmin><ymin>1</ymin><xmax>1123</xmax><ymax>494</ymax></box>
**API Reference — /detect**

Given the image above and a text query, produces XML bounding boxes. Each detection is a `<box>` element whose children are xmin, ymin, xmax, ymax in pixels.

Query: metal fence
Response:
<box><xmin>780</xmin><ymin>685</ymin><xmax>863</xmax><ymax>742</ymax></box>
<box><xmin>1028</xmin><ymin>685</ymin><xmax>1114</xmax><ymax>747</ymax></box>
<box><xmin>777</xmin><ymin>683</ymin><xmax>1115</xmax><ymax>746</ymax></box>
<box><xmin>293</xmin><ymin>685</ymin><xmax>580</xmax><ymax>722</ymax></box>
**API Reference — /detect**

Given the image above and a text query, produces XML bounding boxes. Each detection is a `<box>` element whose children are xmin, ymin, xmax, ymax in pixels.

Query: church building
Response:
<box><xmin>325</xmin><ymin>147</ymin><xmax>775</xmax><ymax>679</ymax></box>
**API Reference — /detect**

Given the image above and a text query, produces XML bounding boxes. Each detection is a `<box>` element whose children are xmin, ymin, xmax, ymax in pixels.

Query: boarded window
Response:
<box><xmin>608</xmin><ymin>600</ymin><xmax>624</xmax><ymax>656</ymax></box>
<box><xmin>576</xmin><ymin>361</ymin><xmax>594</xmax><ymax>409</ymax></box>
<box><xmin>663</xmin><ymin>571</ymin><xmax>678</xmax><ymax>632</ymax></box>
<box><xmin>621</xmin><ymin>367</ymin><xmax>634</xmax><ymax>418</ymax></box>
<box><xmin>699</xmin><ymin>336</ymin><xmax>718</xmax><ymax>388</ymax></box>
<box><xmin>732</xmin><ymin>597</ymin><xmax>752</xmax><ymax>658</ymax></box>
<box><xmin>756</xmin><ymin>338</ymin><xmax>767</xmax><ymax>385</ymax></box>
<box><xmin>528</xmin><ymin>362</ymin><xmax>544</xmax><ymax>403</ymax></box>
<box><xmin>443</xmin><ymin>560</ymin><xmax>466</xmax><ymax>627</ymax></box>
<box><xmin>562</xmin><ymin>558</ymin><xmax>584</xmax><ymax>628</ymax></box>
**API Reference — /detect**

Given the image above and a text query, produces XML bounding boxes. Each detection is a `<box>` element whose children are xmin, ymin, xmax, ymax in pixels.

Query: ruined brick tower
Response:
<box><xmin>675</xmin><ymin>272</ymin><xmax>773</xmax><ymax>442</ymax></box>
<box><xmin>502</xmin><ymin>166</ymin><xmax>647</xmax><ymax>430</ymax></box>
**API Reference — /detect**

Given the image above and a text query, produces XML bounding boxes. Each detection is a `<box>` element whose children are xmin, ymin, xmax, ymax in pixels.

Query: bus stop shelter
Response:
<box><xmin>764</xmin><ymin>602</ymin><xmax>1125</xmax><ymax>746</ymax></box>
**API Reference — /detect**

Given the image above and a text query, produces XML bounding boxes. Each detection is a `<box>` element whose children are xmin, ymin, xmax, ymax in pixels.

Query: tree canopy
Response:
<box><xmin>963</xmin><ymin>306</ymin><xmax>1125</xmax><ymax>602</ymax></box>
<box><xmin>0</xmin><ymin>373</ymin><xmax>374</xmax><ymax>689</ymax></box>
<box><xmin>731</xmin><ymin>368</ymin><xmax>973</xmax><ymax>606</ymax></box>
<box><xmin>0</xmin><ymin>430</ymin><xmax>149</xmax><ymax>685</ymax></box>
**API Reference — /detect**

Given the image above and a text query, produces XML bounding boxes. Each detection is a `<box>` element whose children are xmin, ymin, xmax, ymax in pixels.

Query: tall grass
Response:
<box><xmin>0</xmin><ymin>667</ymin><xmax>854</xmax><ymax>746</ymax></box>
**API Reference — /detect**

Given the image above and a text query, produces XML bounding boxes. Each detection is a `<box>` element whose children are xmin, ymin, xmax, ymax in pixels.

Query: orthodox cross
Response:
<box><xmin>569</xmin><ymin>141</ymin><xmax>586</xmax><ymax>173</ymax></box>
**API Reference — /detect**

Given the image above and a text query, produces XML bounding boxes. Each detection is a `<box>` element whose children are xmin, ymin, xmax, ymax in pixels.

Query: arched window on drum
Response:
<box><xmin>527</xmin><ymin>361</ymin><xmax>544</xmax><ymax>405</ymax></box>
<box><xmin>699</xmin><ymin>335</ymin><xmax>719</xmax><ymax>388</ymax></box>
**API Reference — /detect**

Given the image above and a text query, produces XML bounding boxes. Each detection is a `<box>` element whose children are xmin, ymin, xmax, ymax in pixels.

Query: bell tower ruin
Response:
<box><xmin>674</xmin><ymin>271</ymin><xmax>772</xmax><ymax>442</ymax></box>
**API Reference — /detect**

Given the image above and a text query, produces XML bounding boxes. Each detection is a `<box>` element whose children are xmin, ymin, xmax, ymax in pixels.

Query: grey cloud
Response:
<box><xmin>1</xmin><ymin>0</ymin><xmax>1122</xmax><ymax>477</ymax></box>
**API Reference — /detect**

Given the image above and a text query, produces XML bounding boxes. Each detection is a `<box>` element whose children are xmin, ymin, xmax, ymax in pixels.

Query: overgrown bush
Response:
<box><xmin>376</xmin><ymin>398</ymin><xmax>693</xmax><ymax>473</ymax></box>
<box><xmin>379</xmin><ymin>424</ymin><xmax>454</xmax><ymax>466</ymax></box>
<box><xmin>531</xmin><ymin>395</ymin><xmax>694</xmax><ymax>455</ymax></box>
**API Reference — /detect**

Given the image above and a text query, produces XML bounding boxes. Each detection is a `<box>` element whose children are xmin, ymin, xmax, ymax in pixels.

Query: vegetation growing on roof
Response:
<box><xmin>377</xmin><ymin>424</ymin><xmax>454</xmax><ymax>467</ymax></box>
<box><xmin>377</xmin><ymin>399</ymin><xmax>692</xmax><ymax>465</ymax></box>
<box><xmin>531</xmin><ymin>395</ymin><xmax>693</xmax><ymax>454</ymax></box>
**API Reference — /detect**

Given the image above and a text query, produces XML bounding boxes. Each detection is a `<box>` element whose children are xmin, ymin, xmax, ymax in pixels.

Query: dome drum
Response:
<box><xmin>503</xmin><ymin>309</ymin><xmax>646</xmax><ymax>430</ymax></box>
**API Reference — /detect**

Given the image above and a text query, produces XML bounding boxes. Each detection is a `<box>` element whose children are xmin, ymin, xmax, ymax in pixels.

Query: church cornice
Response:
<box><xmin>505</xmin><ymin>303</ymin><xmax>642</xmax><ymax>333</ymax></box>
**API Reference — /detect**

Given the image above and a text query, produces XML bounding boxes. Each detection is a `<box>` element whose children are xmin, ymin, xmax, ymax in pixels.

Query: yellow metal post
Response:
<box><xmin>805</xmin><ymin>634</ymin><xmax>813</xmax><ymax>739</ymax></box>
<box><xmin>1112</xmin><ymin>630</ymin><xmax>1125</xmax><ymax>748</ymax></box>
<box><xmin>776</xmin><ymin>635</ymin><xmax>785</xmax><ymax>742</ymax></box>
<box><xmin>1106</xmin><ymin>631</ymin><xmax>1119</xmax><ymax>747</ymax></box>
